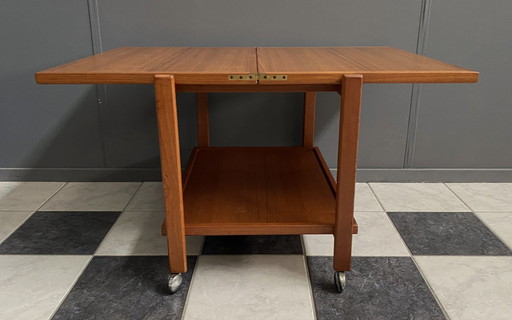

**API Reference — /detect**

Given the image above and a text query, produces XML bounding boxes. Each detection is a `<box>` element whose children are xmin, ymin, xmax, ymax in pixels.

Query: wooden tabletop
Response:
<box><xmin>35</xmin><ymin>46</ymin><xmax>478</xmax><ymax>85</ymax></box>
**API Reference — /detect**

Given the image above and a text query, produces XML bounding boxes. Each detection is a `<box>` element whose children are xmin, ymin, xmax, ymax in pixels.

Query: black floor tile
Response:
<box><xmin>0</xmin><ymin>211</ymin><xmax>119</xmax><ymax>255</ymax></box>
<box><xmin>388</xmin><ymin>212</ymin><xmax>512</xmax><ymax>255</ymax></box>
<box><xmin>202</xmin><ymin>235</ymin><xmax>303</xmax><ymax>254</ymax></box>
<box><xmin>52</xmin><ymin>256</ymin><xmax>196</xmax><ymax>320</ymax></box>
<box><xmin>308</xmin><ymin>257</ymin><xmax>445</xmax><ymax>320</ymax></box>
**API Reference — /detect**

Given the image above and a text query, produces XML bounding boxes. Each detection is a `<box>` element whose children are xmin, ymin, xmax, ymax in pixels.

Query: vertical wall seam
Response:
<box><xmin>404</xmin><ymin>0</ymin><xmax>432</xmax><ymax>168</ymax></box>
<box><xmin>87</xmin><ymin>0</ymin><xmax>113</xmax><ymax>168</ymax></box>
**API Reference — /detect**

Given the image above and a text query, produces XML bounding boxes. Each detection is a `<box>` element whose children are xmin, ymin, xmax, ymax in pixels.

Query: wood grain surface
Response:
<box><xmin>36</xmin><ymin>46</ymin><xmax>478</xmax><ymax>85</ymax></box>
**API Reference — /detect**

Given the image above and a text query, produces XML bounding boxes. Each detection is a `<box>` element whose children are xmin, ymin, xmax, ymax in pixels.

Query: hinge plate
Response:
<box><xmin>228</xmin><ymin>73</ymin><xmax>288</xmax><ymax>81</ymax></box>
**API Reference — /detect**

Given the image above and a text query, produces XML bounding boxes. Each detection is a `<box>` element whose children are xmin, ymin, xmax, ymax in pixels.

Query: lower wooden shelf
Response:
<box><xmin>182</xmin><ymin>147</ymin><xmax>358</xmax><ymax>235</ymax></box>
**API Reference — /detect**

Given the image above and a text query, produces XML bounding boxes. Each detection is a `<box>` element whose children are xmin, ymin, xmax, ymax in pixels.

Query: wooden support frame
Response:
<box><xmin>154</xmin><ymin>75</ymin><xmax>187</xmax><ymax>273</ymax></box>
<box><xmin>196</xmin><ymin>93</ymin><xmax>209</xmax><ymax>147</ymax></box>
<box><xmin>302</xmin><ymin>92</ymin><xmax>316</xmax><ymax>147</ymax></box>
<box><xmin>333</xmin><ymin>74</ymin><xmax>363</xmax><ymax>271</ymax></box>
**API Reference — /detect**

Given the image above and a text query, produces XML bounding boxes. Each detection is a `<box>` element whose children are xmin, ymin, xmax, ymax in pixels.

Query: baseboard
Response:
<box><xmin>349</xmin><ymin>168</ymin><xmax>512</xmax><ymax>183</ymax></box>
<box><xmin>0</xmin><ymin>168</ymin><xmax>162</xmax><ymax>182</ymax></box>
<box><xmin>1</xmin><ymin>167</ymin><xmax>511</xmax><ymax>182</ymax></box>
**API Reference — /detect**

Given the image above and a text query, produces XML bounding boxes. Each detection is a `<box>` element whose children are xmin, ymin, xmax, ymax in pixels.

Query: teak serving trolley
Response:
<box><xmin>36</xmin><ymin>47</ymin><xmax>478</xmax><ymax>293</ymax></box>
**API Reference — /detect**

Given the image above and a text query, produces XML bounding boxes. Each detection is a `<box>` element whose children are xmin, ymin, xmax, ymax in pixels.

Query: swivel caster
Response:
<box><xmin>334</xmin><ymin>271</ymin><xmax>346</xmax><ymax>293</ymax></box>
<box><xmin>167</xmin><ymin>273</ymin><xmax>183</xmax><ymax>294</ymax></box>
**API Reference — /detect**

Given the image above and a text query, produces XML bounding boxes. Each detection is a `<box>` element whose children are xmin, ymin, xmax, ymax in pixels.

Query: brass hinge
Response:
<box><xmin>228</xmin><ymin>73</ymin><xmax>288</xmax><ymax>81</ymax></box>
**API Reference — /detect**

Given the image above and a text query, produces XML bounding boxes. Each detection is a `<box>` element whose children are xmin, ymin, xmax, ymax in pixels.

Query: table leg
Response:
<box><xmin>303</xmin><ymin>92</ymin><xmax>316</xmax><ymax>147</ymax></box>
<box><xmin>154</xmin><ymin>75</ymin><xmax>187</xmax><ymax>273</ymax></box>
<box><xmin>333</xmin><ymin>74</ymin><xmax>363</xmax><ymax>272</ymax></box>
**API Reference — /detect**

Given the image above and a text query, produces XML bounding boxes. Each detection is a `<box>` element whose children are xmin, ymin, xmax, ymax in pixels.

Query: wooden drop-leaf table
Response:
<box><xmin>36</xmin><ymin>47</ymin><xmax>478</xmax><ymax>293</ymax></box>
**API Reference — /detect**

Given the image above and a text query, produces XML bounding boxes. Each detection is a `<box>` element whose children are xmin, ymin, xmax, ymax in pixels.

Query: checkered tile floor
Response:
<box><xmin>1</xmin><ymin>182</ymin><xmax>511</xmax><ymax>320</ymax></box>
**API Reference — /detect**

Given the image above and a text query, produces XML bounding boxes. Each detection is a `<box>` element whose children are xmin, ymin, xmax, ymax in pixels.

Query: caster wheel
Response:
<box><xmin>334</xmin><ymin>271</ymin><xmax>346</xmax><ymax>293</ymax></box>
<box><xmin>167</xmin><ymin>273</ymin><xmax>183</xmax><ymax>294</ymax></box>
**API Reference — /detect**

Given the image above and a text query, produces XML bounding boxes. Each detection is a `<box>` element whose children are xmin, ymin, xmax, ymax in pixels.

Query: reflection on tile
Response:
<box><xmin>184</xmin><ymin>255</ymin><xmax>314</xmax><ymax>320</ymax></box>
<box><xmin>308</xmin><ymin>256</ymin><xmax>445</xmax><ymax>319</ymax></box>
<box><xmin>370</xmin><ymin>183</ymin><xmax>469</xmax><ymax>212</ymax></box>
<box><xmin>303</xmin><ymin>211</ymin><xmax>409</xmax><ymax>256</ymax></box>
<box><xmin>475</xmin><ymin>212</ymin><xmax>512</xmax><ymax>249</ymax></box>
<box><xmin>388</xmin><ymin>212</ymin><xmax>512</xmax><ymax>256</ymax></box>
<box><xmin>53</xmin><ymin>256</ymin><xmax>196</xmax><ymax>320</ymax></box>
<box><xmin>0</xmin><ymin>255</ymin><xmax>90</xmax><ymax>320</ymax></box>
<box><xmin>125</xmin><ymin>182</ymin><xmax>164</xmax><ymax>211</ymax></box>
<box><xmin>355</xmin><ymin>183</ymin><xmax>383</xmax><ymax>211</ymax></box>
<box><xmin>202</xmin><ymin>235</ymin><xmax>303</xmax><ymax>254</ymax></box>
<box><xmin>447</xmin><ymin>183</ymin><xmax>512</xmax><ymax>212</ymax></box>
<box><xmin>0</xmin><ymin>211</ymin><xmax>33</xmax><ymax>244</ymax></box>
<box><xmin>0</xmin><ymin>182</ymin><xmax>64</xmax><ymax>211</ymax></box>
<box><xmin>40</xmin><ymin>182</ymin><xmax>141</xmax><ymax>211</ymax></box>
<box><xmin>0</xmin><ymin>211</ymin><xmax>119</xmax><ymax>255</ymax></box>
<box><xmin>415</xmin><ymin>256</ymin><xmax>512</xmax><ymax>320</ymax></box>
<box><xmin>96</xmin><ymin>211</ymin><xmax>203</xmax><ymax>256</ymax></box>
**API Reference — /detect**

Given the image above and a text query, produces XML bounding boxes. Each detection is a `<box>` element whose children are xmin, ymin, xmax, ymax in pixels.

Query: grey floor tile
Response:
<box><xmin>183</xmin><ymin>255</ymin><xmax>314</xmax><ymax>320</ymax></box>
<box><xmin>0</xmin><ymin>211</ymin><xmax>119</xmax><ymax>255</ymax></box>
<box><xmin>415</xmin><ymin>256</ymin><xmax>512</xmax><ymax>320</ymax></box>
<box><xmin>303</xmin><ymin>211</ymin><xmax>409</xmax><ymax>256</ymax></box>
<box><xmin>53</xmin><ymin>256</ymin><xmax>196</xmax><ymax>320</ymax></box>
<box><xmin>447</xmin><ymin>183</ymin><xmax>512</xmax><ymax>212</ymax></box>
<box><xmin>96</xmin><ymin>211</ymin><xmax>204</xmax><ymax>256</ymax></box>
<box><xmin>41</xmin><ymin>182</ymin><xmax>141</xmax><ymax>211</ymax></box>
<box><xmin>0</xmin><ymin>182</ymin><xmax>64</xmax><ymax>211</ymax></box>
<box><xmin>474</xmin><ymin>212</ymin><xmax>512</xmax><ymax>249</ymax></box>
<box><xmin>355</xmin><ymin>183</ymin><xmax>383</xmax><ymax>211</ymax></box>
<box><xmin>370</xmin><ymin>183</ymin><xmax>469</xmax><ymax>212</ymax></box>
<box><xmin>307</xmin><ymin>256</ymin><xmax>446</xmax><ymax>320</ymax></box>
<box><xmin>388</xmin><ymin>212</ymin><xmax>512</xmax><ymax>256</ymax></box>
<box><xmin>202</xmin><ymin>235</ymin><xmax>303</xmax><ymax>254</ymax></box>
<box><xmin>0</xmin><ymin>211</ymin><xmax>33</xmax><ymax>243</ymax></box>
<box><xmin>0</xmin><ymin>255</ymin><xmax>91</xmax><ymax>320</ymax></box>
<box><xmin>125</xmin><ymin>182</ymin><xmax>164</xmax><ymax>211</ymax></box>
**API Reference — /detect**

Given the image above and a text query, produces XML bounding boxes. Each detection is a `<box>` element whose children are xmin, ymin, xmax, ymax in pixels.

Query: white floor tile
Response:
<box><xmin>40</xmin><ymin>182</ymin><xmax>141</xmax><ymax>211</ymax></box>
<box><xmin>0</xmin><ymin>255</ymin><xmax>90</xmax><ymax>320</ymax></box>
<box><xmin>415</xmin><ymin>256</ymin><xmax>512</xmax><ymax>320</ymax></box>
<box><xmin>447</xmin><ymin>183</ymin><xmax>512</xmax><ymax>212</ymax></box>
<box><xmin>125</xmin><ymin>182</ymin><xmax>164</xmax><ymax>211</ymax></box>
<box><xmin>0</xmin><ymin>182</ymin><xmax>64</xmax><ymax>211</ymax></box>
<box><xmin>183</xmin><ymin>255</ymin><xmax>314</xmax><ymax>320</ymax></box>
<box><xmin>303</xmin><ymin>211</ymin><xmax>409</xmax><ymax>256</ymax></box>
<box><xmin>474</xmin><ymin>212</ymin><xmax>512</xmax><ymax>249</ymax></box>
<box><xmin>355</xmin><ymin>183</ymin><xmax>383</xmax><ymax>211</ymax></box>
<box><xmin>369</xmin><ymin>183</ymin><xmax>469</xmax><ymax>212</ymax></box>
<box><xmin>0</xmin><ymin>211</ymin><xmax>33</xmax><ymax>243</ymax></box>
<box><xmin>95</xmin><ymin>211</ymin><xmax>203</xmax><ymax>256</ymax></box>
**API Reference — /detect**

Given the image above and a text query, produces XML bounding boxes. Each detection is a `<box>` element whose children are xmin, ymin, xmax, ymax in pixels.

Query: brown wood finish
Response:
<box><xmin>183</xmin><ymin>147</ymin><xmax>338</xmax><ymax>235</ymax></box>
<box><xmin>303</xmin><ymin>92</ymin><xmax>316</xmax><ymax>147</ymax></box>
<box><xmin>36</xmin><ymin>46</ymin><xmax>478</xmax><ymax>85</ymax></box>
<box><xmin>196</xmin><ymin>93</ymin><xmax>209</xmax><ymax>147</ymax></box>
<box><xmin>257</xmin><ymin>47</ymin><xmax>478</xmax><ymax>84</ymax></box>
<box><xmin>36</xmin><ymin>47</ymin><xmax>258</xmax><ymax>85</ymax></box>
<box><xmin>333</xmin><ymin>75</ymin><xmax>363</xmax><ymax>271</ymax></box>
<box><xmin>154</xmin><ymin>75</ymin><xmax>187</xmax><ymax>273</ymax></box>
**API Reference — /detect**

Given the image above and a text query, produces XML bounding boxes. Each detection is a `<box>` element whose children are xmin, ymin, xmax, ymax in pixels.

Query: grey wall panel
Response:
<box><xmin>0</xmin><ymin>1</ymin><xmax>104</xmax><ymax>168</ymax></box>
<box><xmin>413</xmin><ymin>0</ymin><xmax>512</xmax><ymax>168</ymax></box>
<box><xmin>98</xmin><ymin>0</ymin><xmax>422</xmax><ymax>168</ymax></box>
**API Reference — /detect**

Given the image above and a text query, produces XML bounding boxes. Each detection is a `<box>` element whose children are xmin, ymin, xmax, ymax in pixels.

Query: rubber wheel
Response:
<box><xmin>334</xmin><ymin>271</ymin><xmax>346</xmax><ymax>293</ymax></box>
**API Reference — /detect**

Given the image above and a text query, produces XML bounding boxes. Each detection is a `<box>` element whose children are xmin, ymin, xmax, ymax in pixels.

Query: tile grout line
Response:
<box><xmin>410</xmin><ymin>256</ymin><xmax>452</xmax><ymax>320</ymax></box>
<box><xmin>92</xmin><ymin>182</ymin><xmax>143</xmax><ymax>256</ymax></box>
<box><xmin>472</xmin><ymin>211</ymin><xmax>512</xmax><ymax>251</ymax></box>
<box><xmin>47</xmin><ymin>255</ymin><xmax>94</xmax><ymax>320</ymax></box>
<box><xmin>363</xmin><ymin>182</ymin><xmax>386</xmax><ymax>212</ymax></box>
<box><xmin>443</xmin><ymin>183</ymin><xmax>474</xmax><ymax>212</ymax></box>
<box><xmin>180</xmin><ymin>255</ymin><xmax>203</xmax><ymax>320</ymax></box>
<box><xmin>35</xmin><ymin>182</ymin><xmax>68</xmax><ymax>212</ymax></box>
<box><xmin>300</xmin><ymin>235</ymin><xmax>318</xmax><ymax>320</ymax></box>
<box><xmin>368</xmin><ymin>183</ymin><xmax>413</xmax><ymax>257</ymax></box>
<box><xmin>368</xmin><ymin>183</ymin><xmax>452</xmax><ymax>317</ymax></box>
